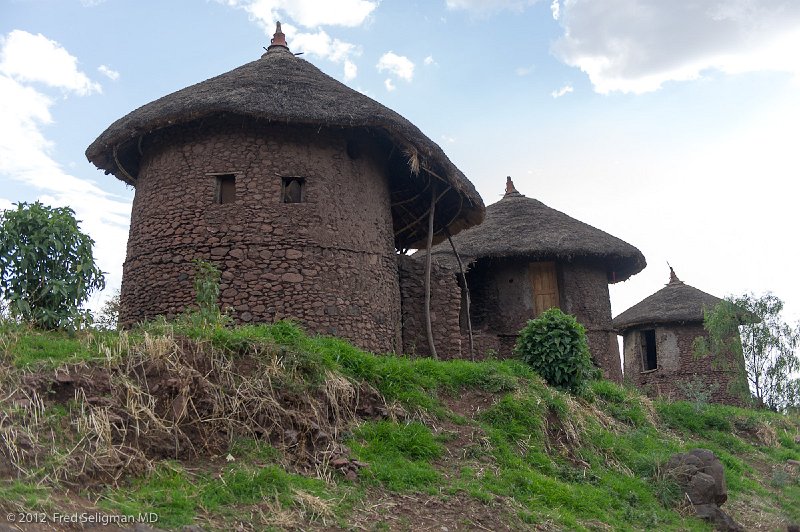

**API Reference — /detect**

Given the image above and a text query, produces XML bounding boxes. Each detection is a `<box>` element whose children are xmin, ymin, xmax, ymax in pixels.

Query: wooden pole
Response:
<box><xmin>446</xmin><ymin>230</ymin><xmax>474</xmax><ymax>361</ymax></box>
<box><xmin>425</xmin><ymin>181</ymin><xmax>437</xmax><ymax>359</ymax></box>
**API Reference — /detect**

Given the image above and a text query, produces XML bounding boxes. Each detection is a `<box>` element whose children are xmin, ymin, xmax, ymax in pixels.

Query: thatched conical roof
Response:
<box><xmin>420</xmin><ymin>177</ymin><xmax>646</xmax><ymax>282</ymax></box>
<box><xmin>85</xmin><ymin>24</ymin><xmax>484</xmax><ymax>249</ymax></box>
<box><xmin>612</xmin><ymin>269</ymin><xmax>725</xmax><ymax>331</ymax></box>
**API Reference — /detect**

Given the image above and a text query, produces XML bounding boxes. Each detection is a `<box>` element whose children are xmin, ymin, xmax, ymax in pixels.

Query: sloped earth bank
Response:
<box><xmin>1</xmin><ymin>334</ymin><xmax>387</xmax><ymax>488</ymax></box>
<box><xmin>1</xmin><ymin>324</ymin><xmax>799</xmax><ymax>531</ymax></box>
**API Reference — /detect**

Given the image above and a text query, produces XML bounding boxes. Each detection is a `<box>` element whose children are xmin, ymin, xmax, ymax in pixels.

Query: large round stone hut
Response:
<box><xmin>85</xmin><ymin>24</ymin><xmax>484</xmax><ymax>353</ymax></box>
<box><xmin>613</xmin><ymin>269</ymin><xmax>749</xmax><ymax>405</ymax></box>
<box><xmin>420</xmin><ymin>177</ymin><xmax>646</xmax><ymax>381</ymax></box>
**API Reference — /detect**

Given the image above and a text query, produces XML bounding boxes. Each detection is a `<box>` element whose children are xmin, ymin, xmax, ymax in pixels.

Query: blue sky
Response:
<box><xmin>1</xmin><ymin>0</ymin><xmax>799</xmax><ymax>325</ymax></box>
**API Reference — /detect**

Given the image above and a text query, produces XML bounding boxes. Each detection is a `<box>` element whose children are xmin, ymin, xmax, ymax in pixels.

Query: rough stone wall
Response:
<box><xmin>462</xmin><ymin>258</ymin><xmax>531</xmax><ymax>359</ymax></box>
<box><xmin>120</xmin><ymin>117</ymin><xmax>402</xmax><ymax>353</ymax></box>
<box><xmin>559</xmin><ymin>262</ymin><xmax>621</xmax><ymax>382</ymax></box>
<box><xmin>398</xmin><ymin>255</ymin><xmax>462</xmax><ymax>358</ymax></box>
<box><xmin>462</xmin><ymin>258</ymin><xmax>621</xmax><ymax>380</ymax></box>
<box><xmin>622</xmin><ymin>323</ymin><xmax>748</xmax><ymax>406</ymax></box>
<box><xmin>467</xmin><ymin>330</ymin><xmax>502</xmax><ymax>360</ymax></box>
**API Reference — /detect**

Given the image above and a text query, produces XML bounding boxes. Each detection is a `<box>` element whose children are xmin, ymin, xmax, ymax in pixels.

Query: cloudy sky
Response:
<box><xmin>2</xmin><ymin>0</ymin><xmax>799</xmax><ymax>326</ymax></box>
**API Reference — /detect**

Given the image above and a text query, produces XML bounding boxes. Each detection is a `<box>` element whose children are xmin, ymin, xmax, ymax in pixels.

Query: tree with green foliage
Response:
<box><xmin>0</xmin><ymin>201</ymin><xmax>105</xmax><ymax>329</ymax></box>
<box><xmin>700</xmin><ymin>293</ymin><xmax>800</xmax><ymax>412</ymax></box>
<box><xmin>94</xmin><ymin>290</ymin><xmax>120</xmax><ymax>330</ymax></box>
<box><xmin>514</xmin><ymin>307</ymin><xmax>596</xmax><ymax>395</ymax></box>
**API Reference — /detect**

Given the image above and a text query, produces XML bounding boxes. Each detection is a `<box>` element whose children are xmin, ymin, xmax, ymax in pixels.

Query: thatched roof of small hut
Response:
<box><xmin>613</xmin><ymin>269</ymin><xmax>727</xmax><ymax>331</ymax></box>
<box><xmin>419</xmin><ymin>177</ymin><xmax>646</xmax><ymax>282</ymax></box>
<box><xmin>85</xmin><ymin>24</ymin><xmax>483</xmax><ymax>249</ymax></box>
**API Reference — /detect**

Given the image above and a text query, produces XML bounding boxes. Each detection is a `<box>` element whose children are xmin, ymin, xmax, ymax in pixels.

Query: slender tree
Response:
<box><xmin>700</xmin><ymin>293</ymin><xmax>800</xmax><ymax>411</ymax></box>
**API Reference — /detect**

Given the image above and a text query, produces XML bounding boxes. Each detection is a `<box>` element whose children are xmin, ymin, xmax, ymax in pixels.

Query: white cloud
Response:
<box><xmin>289</xmin><ymin>29</ymin><xmax>362</xmax><ymax>79</ymax></box>
<box><xmin>220</xmin><ymin>1</ymin><xmax>368</xmax><ymax>75</ymax></box>
<box><xmin>80</xmin><ymin>0</ymin><xmax>106</xmax><ymax>6</ymax></box>
<box><xmin>424</xmin><ymin>55</ymin><xmax>436</xmax><ymax>66</ymax></box>
<box><xmin>384</xmin><ymin>78</ymin><xmax>395</xmax><ymax>91</ymax></box>
<box><xmin>515</xmin><ymin>65</ymin><xmax>534</xmax><ymax>76</ymax></box>
<box><xmin>445</xmin><ymin>0</ymin><xmax>535</xmax><ymax>13</ymax></box>
<box><xmin>550</xmin><ymin>0</ymin><xmax>559</xmax><ymax>20</ymax></box>
<box><xmin>291</xmin><ymin>29</ymin><xmax>358</xmax><ymax>63</ymax></box>
<box><xmin>97</xmin><ymin>64</ymin><xmax>119</xmax><ymax>81</ymax></box>
<box><xmin>0</xmin><ymin>198</ymin><xmax>13</xmax><ymax>211</ymax></box>
<box><xmin>0</xmin><ymin>30</ymin><xmax>101</xmax><ymax>95</ymax></box>
<box><xmin>441</xmin><ymin>134</ymin><xmax>455</xmax><ymax>144</ymax></box>
<box><xmin>223</xmin><ymin>0</ymin><xmax>377</xmax><ymax>29</ymax></box>
<box><xmin>343</xmin><ymin>59</ymin><xmax>357</xmax><ymax>81</ymax></box>
<box><xmin>377</xmin><ymin>51</ymin><xmax>414</xmax><ymax>81</ymax></box>
<box><xmin>553</xmin><ymin>0</ymin><xmax>800</xmax><ymax>94</ymax></box>
<box><xmin>0</xmin><ymin>32</ymin><xmax>129</xmax><ymax>309</ymax></box>
<box><xmin>551</xmin><ymin>84</ymin><xmax>573</xmax><ymax>98</ymax></box>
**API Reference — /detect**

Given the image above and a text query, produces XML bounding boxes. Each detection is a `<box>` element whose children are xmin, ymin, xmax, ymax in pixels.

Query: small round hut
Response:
<box><xmin>613</xmin><ymin>269</ymin><xmax>748</xmax><ymax>405</ymax></box>
<box><xmin>86</xmin><ymin>24</ymin><xmax>484</xmax><ymax>353</ymax></box>
<box><xmin>421</xmin><ymin>177</ymin><xmax>646</xmax><ymax>381</ymax></box>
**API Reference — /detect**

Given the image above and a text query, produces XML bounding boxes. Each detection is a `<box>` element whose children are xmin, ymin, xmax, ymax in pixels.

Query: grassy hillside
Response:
<box><xmin>0</xmin><ymin>319</ymin><xmax>798</xmax><ymax>531</ymax></box>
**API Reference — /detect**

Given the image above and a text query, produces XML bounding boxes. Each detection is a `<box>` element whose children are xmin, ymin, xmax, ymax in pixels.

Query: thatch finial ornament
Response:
<box><xmin>505</xmin><ymin>176</ymin><xmax>518</xmax><ymax>196</ymax></box>
<box><xmin>669</xmin><ymin>266</ymin><xmax>681</xmax><ymax>284</ymax></box>
<box><xmin>269</xmin><ymin>21</ymin><xmax>288</xmax><ymax>50</ymax></box>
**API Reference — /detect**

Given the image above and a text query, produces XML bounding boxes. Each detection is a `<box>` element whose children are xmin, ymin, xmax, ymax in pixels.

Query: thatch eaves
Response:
<box><xmin>418</xmin><ymin>178</ymin><xmax>646</xmax><ymax>282</ymax></box>
<box><xmin>612</xmin><ymin>269</ymin><xmax>728</xmax><ymax>331</ymax></box>
<box><xmin>85</xmin><ymin>27</ymin><xmax>484</xmax><ymax>249</ymax></box>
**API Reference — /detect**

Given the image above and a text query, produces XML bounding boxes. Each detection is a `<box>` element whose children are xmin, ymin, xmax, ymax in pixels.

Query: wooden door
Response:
<box><xmin>529</xmin><ymin>261</ymin><xmax>560</xmax><ymax>316</ymax></box>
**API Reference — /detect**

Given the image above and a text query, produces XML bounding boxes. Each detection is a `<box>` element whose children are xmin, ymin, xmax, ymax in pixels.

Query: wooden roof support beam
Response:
<box><xmin>393</xmin><ymin>181</ymin><xmax>451</xmax><ymax>240</ymax></box>
<box><xmin>425</xmin><ymin>181</ymin><xmax>438</xmax><ymax>360</ymax></box>
<box><xmin>446</xmin><ymin>228</ymin><xmax>473</xmax><ymax>361</ymax></box>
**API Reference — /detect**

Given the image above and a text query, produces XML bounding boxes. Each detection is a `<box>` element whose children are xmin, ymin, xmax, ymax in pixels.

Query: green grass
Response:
<box><xmin>2</xmin><ymin>318</ymin><xmax>799</xmax><ymax>530</ymax></box>
<box><xmin>347</xmin><ymin>421</ymin><xmax>444</xmax><ymax>491</ymax></box>
<box><xmin>102</xmin><ymin>461</ymin><xmax>336</xmax><ymax>528</ymax></box>
<box><xmin>170</xmin><ymin>319</ymin><xmax>529</xmax><ymax>414</ymax></box>
<box><xmin>1</xmin><ymin>329</ymin><xmax>97</xmax><ymax>367</ymax></box>
<box><xmin>459</xmin><ymin>384</ymin><xmax>709</xmax><ymax>531</ymax></box>
<box><xmin>0</xmin><ymin>480</ymin><xmax>53</xmax><ymax>511</ymax></box>
<box><xmin>590</xmin><ymin>380</ymin><xmax>650</xmax><ymax>427</ymax></box>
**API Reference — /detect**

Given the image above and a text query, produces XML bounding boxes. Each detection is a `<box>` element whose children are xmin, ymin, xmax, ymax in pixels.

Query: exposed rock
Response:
<box><xmin>665</xmin><ymin>449</ymin><xmax>742</xmax><ymax>531</ymax></box>
<box><xmin>666</xmin><ymin>448</ymin><xmax>727</xmax><ymax>505</ymax></box>
<box><xmin>693</xmin><ymin>504</ymin><xmax>744</xmax><ymax>532</ymax></box>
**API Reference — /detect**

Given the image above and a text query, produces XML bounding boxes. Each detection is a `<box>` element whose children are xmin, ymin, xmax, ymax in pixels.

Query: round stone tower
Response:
<box><xmin>86</xmin><ymin>24</ymin><xmax>484</xmax><ymax>353</ymax></box>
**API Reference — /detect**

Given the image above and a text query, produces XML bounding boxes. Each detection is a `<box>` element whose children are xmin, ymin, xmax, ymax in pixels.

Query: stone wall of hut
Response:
<box><xmin>120</xmin><ymin>117</ymin><xmax>402</xmax><ymax>353</ymax></box>
<box><xmin>466</xmin><ymin>258</ymin><xmax>533</xmax><ymax>339</ymax></box>
<box><xmin>622</xmin><ymin>323</ymin><xmax>748</xmax><ymax>406</ymax></box>
<box><xmin>559</xmin><ymin>262</ymin><xmax>622</xmax><ymax>383</ymax></box>
<box><xmin>461</xmin><ymin>257</ymin><xmax>622</xmax><ymax>380</ymax></box>
<box><xmin>398</xmin><ymin>256</ymin><xmax>462</xmax><ymax>358</ymax></box>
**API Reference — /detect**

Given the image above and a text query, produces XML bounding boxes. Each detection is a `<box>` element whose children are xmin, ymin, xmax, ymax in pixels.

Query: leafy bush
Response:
<box><xmin>0</xmin><ymin>201</ymin><xmax>105</xmax><ymax>329</ymax></box>
<box><xmin>514</xmin><ymin>308</ymin><xmax>595</xmax><ymax>395</ymax></box>
<box><xmin>677</xmin><ymin>373</ymin><xmax>719</xmax><ymax>412</ymax></box>
<box><xmin>179</xmin><ymin>260</ymin><xmax>230</xmax><ymax>329</ymax></box>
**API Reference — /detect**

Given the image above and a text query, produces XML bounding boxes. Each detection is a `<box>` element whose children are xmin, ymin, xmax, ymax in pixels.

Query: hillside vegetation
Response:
<box><xmin>0</xmin><ymin>319</ymin><xmax>798</xmax><ymax>531</ymax></box>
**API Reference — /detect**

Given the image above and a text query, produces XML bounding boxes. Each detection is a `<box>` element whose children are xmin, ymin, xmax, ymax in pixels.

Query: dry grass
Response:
<box><xmin>0</xmin><ymin>327</ymin><xmax>374</xmax><ymax>489</ymax></box>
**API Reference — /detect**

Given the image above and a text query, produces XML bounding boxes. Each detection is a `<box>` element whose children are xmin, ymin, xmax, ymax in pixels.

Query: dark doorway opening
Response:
<box><xmin>641</xmin><ymin>329</ymin><xmax>657</xmax><ymax>371</ymax></box>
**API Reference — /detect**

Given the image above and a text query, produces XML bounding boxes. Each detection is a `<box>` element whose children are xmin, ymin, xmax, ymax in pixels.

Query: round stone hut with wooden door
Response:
<box><xmin>86</xmin><ymin>24</ymin><xmax>484</xmax><ymax>354</ymax></box>
<box><xmin>419</xmin><ymin>177</ymin><xmax>646</xmax><ymax>381</ymax></box>
<box><xmin>613</xmin><ymin>269</ymin><xmax>749</xmax><ymax>405</ymax></box>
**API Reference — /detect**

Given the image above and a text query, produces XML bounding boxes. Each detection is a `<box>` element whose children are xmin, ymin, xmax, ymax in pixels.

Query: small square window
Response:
<box><xmin>281</xmin><ymin>176</ymin><xmax>305</xmax><ymax>203</ymax></box>
<box><xmin>214</xmin><ymin>174</ymin><xmax>236</xmax><ymax>204</ymax></box>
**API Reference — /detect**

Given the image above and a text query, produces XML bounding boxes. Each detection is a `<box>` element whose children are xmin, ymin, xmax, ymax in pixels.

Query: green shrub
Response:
<box><xmin>0</xmin><ymin>201</ymin><xmax>105</xmax><ymax>329</ymax></box>
<box><xmin>514</xmin><ymin>308</ymin><xmax>594</xmax><ymax>395</ymax></box>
